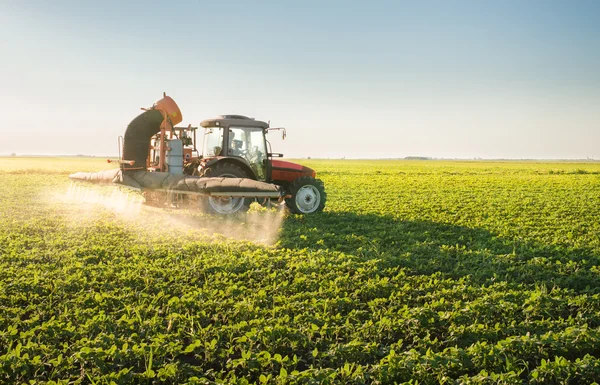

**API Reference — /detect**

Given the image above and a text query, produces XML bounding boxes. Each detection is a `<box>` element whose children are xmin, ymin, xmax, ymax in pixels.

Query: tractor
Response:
<box><xmin>132</xmin><ymin>96</ymin><xmax>325</xmax><ymax>214</ymax></box>
<box><xmin>193</xmin><ymin>115</ymin><xmax>325</xmax><ymax>215</ymax></box>
<box><xmin>158</xmin><ymin>115</ymin><xmax>326</xmax><ymax>215</ymax></box>
<box><xmin>71</xmin><ymin>94</ymin><xmax>325</xmax><ymax>215</ymax></box>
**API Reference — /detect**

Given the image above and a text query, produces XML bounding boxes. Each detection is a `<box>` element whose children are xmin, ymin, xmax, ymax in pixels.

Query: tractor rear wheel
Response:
<box><xmin>286</xmin><ymin>176</ymin><xmax>326</xmax><ymax>214</ymax></box>
<box><xmin>202</xmin><ymin>162</ymin><xmax>251</xmax><ymax>215</ymax></box>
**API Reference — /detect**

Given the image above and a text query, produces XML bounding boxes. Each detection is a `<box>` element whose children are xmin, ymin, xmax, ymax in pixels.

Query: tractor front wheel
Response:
<box><xmin>202</xmin><ymin>162</ymin><xmax>251</xmax><ymax>215</ymax></box>
<box><xmin>286</xmin><ymin>176</ymin><xmax>326</xmax><ymax>214</ymax></box>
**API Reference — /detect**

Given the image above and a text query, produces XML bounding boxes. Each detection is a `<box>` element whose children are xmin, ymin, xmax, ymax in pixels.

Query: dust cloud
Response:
<box><xmin>49</xmin><ymin>182</ymin><xmax>287</xmax><ymax>245</ymax></box>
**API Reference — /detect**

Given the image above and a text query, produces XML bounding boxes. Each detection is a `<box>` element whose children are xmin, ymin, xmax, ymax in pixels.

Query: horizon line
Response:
<box><xmin>1</xmin><ymin>154</ymin><xmax>599</xmax><ymax>162</ymax></box>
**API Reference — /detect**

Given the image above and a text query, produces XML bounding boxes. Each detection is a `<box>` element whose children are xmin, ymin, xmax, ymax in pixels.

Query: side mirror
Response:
<box><xmin>267</xmin><ymin>127</ymin><xmax>287</xmax><ymax>140</ymax></box>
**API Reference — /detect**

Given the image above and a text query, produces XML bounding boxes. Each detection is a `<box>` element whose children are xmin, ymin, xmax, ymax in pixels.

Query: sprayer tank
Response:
<box><xmin>166</xmin><ymin>139</ymin><xmax>183</xmax><ymax>174</ymax></box>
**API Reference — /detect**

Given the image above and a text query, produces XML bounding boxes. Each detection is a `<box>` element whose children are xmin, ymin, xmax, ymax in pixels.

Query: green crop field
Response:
<box><xmin>1</xmin><ymin>157</ymin><xmax>600</xmax><ymax>384</ymax></box>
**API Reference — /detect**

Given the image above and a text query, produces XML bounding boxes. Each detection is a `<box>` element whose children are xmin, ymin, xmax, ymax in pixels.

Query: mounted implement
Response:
<box><xmin>69</xmin><ymin>94</ymin><xmax>326</xmax><ymax>215</ymax></box>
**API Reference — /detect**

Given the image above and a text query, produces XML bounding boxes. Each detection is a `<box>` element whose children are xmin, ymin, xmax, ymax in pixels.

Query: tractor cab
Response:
<box><xmin>199</xmin><ymin>115</ymin><xmax>271</xmax><ymax>180</ymax></box>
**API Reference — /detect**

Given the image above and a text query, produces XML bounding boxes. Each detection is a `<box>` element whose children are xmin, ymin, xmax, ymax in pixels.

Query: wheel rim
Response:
<box><xmin>208</xmin><ymin>196</ymin><xmax>245</xmax><ymax>214</ymax></box>
<box><xmin>295</xmin><ymin>185</ymin><xmax>321</xmax><ymax>213</ymax></box>
<box><xmin>207</xmin><ymin>172</ymin><xmax>245</xmax><ymax>214</ymax></box>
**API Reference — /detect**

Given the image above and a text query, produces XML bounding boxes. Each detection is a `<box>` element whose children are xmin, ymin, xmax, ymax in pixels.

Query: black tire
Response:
<box><xmin>202</xmin><ymin>162</ymin><xmax>252</xmax><ymax>215</ymax></box>
<box><xmin>285</xmin><ymin>177</ymin><xmax>326</xmax><ymax>214</ymax></box>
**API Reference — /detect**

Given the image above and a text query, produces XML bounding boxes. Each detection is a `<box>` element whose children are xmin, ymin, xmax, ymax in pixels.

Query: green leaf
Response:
<box><xmin>531</xmin><ymin>370</ymin><xmax>539</xmax><ymax>379</ymax></box>
<box><xmin>280</xmin><ymin>367</ymin><xmax>288</xmax><ymax>378</ymax></box>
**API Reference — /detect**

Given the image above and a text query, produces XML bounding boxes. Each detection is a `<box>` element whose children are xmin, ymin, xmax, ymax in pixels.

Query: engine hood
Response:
<box><xmin>270</xmin><ymin>159</ymin><xmax>316</xmax><ymax>182</ymax></box>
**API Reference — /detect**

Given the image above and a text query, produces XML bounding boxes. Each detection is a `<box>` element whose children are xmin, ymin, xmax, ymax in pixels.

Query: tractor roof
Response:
<box><xmin>200</xmin><ymin>115</ymin><xmax>269</xmax><ymax>129</ymax></box>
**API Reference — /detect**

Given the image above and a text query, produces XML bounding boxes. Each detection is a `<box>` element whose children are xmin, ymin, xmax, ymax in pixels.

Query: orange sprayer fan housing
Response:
<box><xmin>152</xmin><ymin>93</ymin><xmax>183</xmax><ymax>128</ymax></box>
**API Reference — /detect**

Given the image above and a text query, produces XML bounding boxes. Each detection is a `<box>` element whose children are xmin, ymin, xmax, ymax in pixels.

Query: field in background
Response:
<box><xmin>1</xmin><ymin>157</ymin><xmax>600</xmax><ymax>384</ymax></box>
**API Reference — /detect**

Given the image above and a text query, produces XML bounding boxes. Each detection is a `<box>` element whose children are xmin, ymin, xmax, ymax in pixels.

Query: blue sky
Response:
<box><xmin>1</xmin><ymin>0</ymin><xmax>599</xmax><ymax>158</ymax></box>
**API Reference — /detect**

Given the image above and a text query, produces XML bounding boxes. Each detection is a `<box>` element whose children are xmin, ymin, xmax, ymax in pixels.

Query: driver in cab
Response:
<box><xmin>228</xmin><ymin>131</ymin><xmax>243</xmax><ymax>156</ymax></box>
<box><xmin>231</xmin><ymin>139</ymin><xmax>244</xmax><ymax>156</ymax></box>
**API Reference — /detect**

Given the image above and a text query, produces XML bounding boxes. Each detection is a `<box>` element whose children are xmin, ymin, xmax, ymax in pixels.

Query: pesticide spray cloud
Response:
<box><xmin>51</xmin><ymin>183</ymin><xmax>286</xmax><ymax>245</ymax></box>
<box><xmin>64</xmin><ymin>182</ymin><xmax>143</xmax><ymax>217</ymax></box>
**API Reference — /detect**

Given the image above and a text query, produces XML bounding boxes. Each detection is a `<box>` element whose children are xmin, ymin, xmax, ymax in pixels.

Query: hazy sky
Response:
<box><xmin>1</xmin><ymin>0</ymin><xmax>599</xmax><ymax>159</ymax></box>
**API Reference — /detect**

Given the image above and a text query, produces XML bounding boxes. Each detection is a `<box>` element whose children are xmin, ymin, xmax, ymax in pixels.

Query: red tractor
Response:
<box><xmin>96</xmin><ymin>94</ymin><xmax>325</xmax><ymax>215</ymax></box>
<box><xmin>187</xmin><ymin>115</ymin><xmax>326</xmax><ymax>215</ymax></box>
